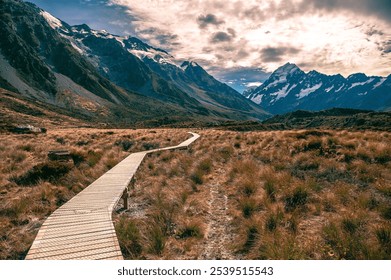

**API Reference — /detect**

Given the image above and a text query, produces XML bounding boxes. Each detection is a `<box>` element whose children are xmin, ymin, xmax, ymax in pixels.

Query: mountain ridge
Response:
<box><xmin>245</xmin><ymin>62</ymin><xmax>391</xmax><ymax>114</ymax></box>
<box><xmin>0</xmin><ymin>0</ymin><xmax>269</xmax><ymax>127</ymax></box>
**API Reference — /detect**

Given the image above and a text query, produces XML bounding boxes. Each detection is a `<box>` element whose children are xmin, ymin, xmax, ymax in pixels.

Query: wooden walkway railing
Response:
<box><xmin>25</xmin><ymin>132</ymin><xmax>200</xmax><ymax>260</ymax></box>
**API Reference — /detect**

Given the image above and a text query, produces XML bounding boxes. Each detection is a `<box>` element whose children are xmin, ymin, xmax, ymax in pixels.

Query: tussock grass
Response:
<box><xmin>284</xmin><ymin>186</ymin><xmax>308</xmax><ymax>212</ymax></box>
<box><xmin>4</xmin><ymin>128</ymin><xmax>388</xmax><ymax>260</ymax></box>
<box><xmin>115</xmin><ymin>217</ymin><xmax>143</xmax><ymax>259</ymax></box>
<box><xmin>177</xmin><ymin>221</ymin><xmax>203</xmax><ymax>239</ymax></box>
<box><xmin>0</xmin><ymin>128</ymin><xmax>190</xmax><ymax>259</ymax></box>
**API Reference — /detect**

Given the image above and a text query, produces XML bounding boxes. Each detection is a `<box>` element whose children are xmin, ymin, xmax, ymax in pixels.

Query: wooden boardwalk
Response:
<box><xmin>25</xmin><ymin>132</ymin><xmax>200</xmax><ymax>260</ymax></box>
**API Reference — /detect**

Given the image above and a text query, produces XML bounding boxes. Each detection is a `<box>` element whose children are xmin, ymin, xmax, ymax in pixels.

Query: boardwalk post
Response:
<box><xmin>121</xmin><ymin>188</ymin><xmax>129</xmax><ymax>210</ymax></box>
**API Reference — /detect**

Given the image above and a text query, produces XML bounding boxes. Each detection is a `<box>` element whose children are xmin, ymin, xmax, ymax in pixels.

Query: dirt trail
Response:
<box><xmin>201</xmin><ymin>167</ymin><xmax>235</xmax><ymax>260</ymax></box>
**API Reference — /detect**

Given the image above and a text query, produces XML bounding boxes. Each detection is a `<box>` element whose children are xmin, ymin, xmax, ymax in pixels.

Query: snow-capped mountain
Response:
<box><xmin>0</xmin><ymin>0</ymin><xmax>268</xmax><ymax>123</ymax></box>
<box><xmin>40</xmin><ymin>10</ymin><xmax>268</xmax><ymax>120</ymax></box>
<box><xmin>245</xmin><ymin>63</ymin><xmax>391</xmax><ymax>114</ymax></box>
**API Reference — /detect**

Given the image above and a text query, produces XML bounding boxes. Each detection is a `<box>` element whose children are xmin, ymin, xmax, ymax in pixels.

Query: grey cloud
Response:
<box><xmin>366</xmin><ymin>26</ymin><xmax>384</xmax><ymax>36</ymax></box>
<box><xmin>304</xmin><ymin>0</ymin><xmax>391</xmax><ymax>24</ymax></box>
<box><xmin>238</xmin><ymin>0</ymin><xmax>391</xmax><ymax>24</ymax></box>
<box><xmin>237</xmin><ymin>49</ymin><xmax>250</xmax><ymax>59</ymax></box>
<box><xmin>260</xmin><ymin>47</ymin><xmax>301</xmax><ymax>62</ymax></box>
<box><xmin>210</xmin><ymin>31</ymin><xmax>235</xmax><ymax>43</ymax></box>
<box><xmin>227</xmin><ymin>28</ymin><xmax>236</xmax><ymax>37</ymax></box>
<box><xmin>155</xmin><ymin>33</ymin><xmax>178</xmax><ymax>45</ymax></box>
<box><xmin>242</xmin><ymin>6</ymin><xmax>266</xmax><ymax>21</ymax></box>
<box><xmin>197</xmin><ymin>14</ymin><xmax>224</xmax><ymax>28</ymax></box>
<box><xmin>380</xmin><ymin>40</ymin><xmax>391</xmax><ymax>53</ymax></box>
<box><xmin>139</xmin><ymin>27</ymin><xmax>179</xmax><ymax>50</ymax></box>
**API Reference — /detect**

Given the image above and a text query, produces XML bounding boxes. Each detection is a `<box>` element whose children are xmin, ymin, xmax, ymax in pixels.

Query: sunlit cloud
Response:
<box><xmin>107</xmin><ymin>0</ymin><xmax>390</xmax><ymax>80</ymax></box>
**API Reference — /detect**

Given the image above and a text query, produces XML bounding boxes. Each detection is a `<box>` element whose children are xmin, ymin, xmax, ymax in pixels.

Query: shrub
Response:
<box><xmin>11</xmin><ymin>162</ymin><xmax>72</xmax><ymax>186</ymax></box>
<box><xmin>287</xmin><ymin>215</ymin><xmax>298</xmax><ymax>233</ymax></box>
<box><xmin>217</xmin><ymin>145</ymin><xmax>234</xmax><ymax>162</ymax></box>
<box><xmin>104</xmin><ymin>156</ymin><xmax>118</xmax><ymax>169</ymax></box>
<box><xmin>148</xmin><ymin>225</ymin><xmax>165</xmax><ymax>256</ymax></box>
<box><xmin>76</xmin><ymin>140</ymin><xmax>90</xmax><ymax>146</ymax></box>
<box><xmin>381</xmin><ymin>207</ymin><xmax>391</xmax><ymax>220</ymax></box>
<box><xmin>115</xmin><ymin>217</ymin><xmax>142</xmax><ymax>259</ymax></box>
<box><xmin>376</xmin><ymin>227</ymin><xmax>391</xmax><ymax>247</ymax></box>
<box><xmin>341</xmin><ymin>217</ymin><xmax>360</xmax><ymax>235</ymax></box>
<box><xmin>17</xmin><ymin>144</ymin><xmax>33</xmax><ymax>152</ymax></box>
<box><xmin>304</xmin><ymin>139</ymin><xmax>323</xmax><ymax>151</ymax></box>
<box><xmin>115</xmin><ymin>139</ymin><xmax>134</xmax><ymax>151</ymax></box>
<box><xmin>86</xmin><ymin>150</ymin><xmax>103</xmax><ymax>167</ymax></box>
<box><xmin>242</xmin><ymin>180</ymin><xmax>257</xmax><ymax>196</ymax></box>
<box><xmin>56</xmin><ymin>137</ymin><xmax>65</xmax><ymax>145</ymax></box>
<box><xmin>70</xmin><ymin>150</ymin><xmax>86</xmax><ymax>166</ymax></box>
<box><xmin>11</xmin><ymin>151</ymin><xmax>27</xmax><ymax>163</ymax></box>
<box><xmin>177</xmin><ymin>222</ymin><xmax>203</xmax><ymax>239</ymax></box>
<box><xmin>190</xmin><ymin>170</ymin><xmax>204</xmax><ymax>185</ymax></box>
<box><xmin>284</xmin><ymin>187</ymin><xmax>308</xmax><ymax>212</ymax></box>
<box><xmin>296</xmin><ymin>130</ymin><xmax>331</xmax><ymax>139</ymax></box>
<box><xmin>243</xmin><ymin>224</ymin><xmax>259</xmax><ymax>251</ymax></box>
<box><xmin>375</xmin><ymin>151</ymin><xmax>391</xmax><ymax>164</ymax></box>
<box><xmin>143</xmin><ymin>142</ymin><xmax>159</xmax><ymax>150</ymax></box>
<box><xmin>240</xmin><ymin>198</ymin><xmax>258</xmax><ymax>218</ymax></box>
<box><xmin>264</xmin><ymin>180</ymin><xmax>276</xmax><ymax>202</ymax></box>
<box><xmin>293</xmin><ymin>157</ymin><xmax>319</xmax><ymax>171</ymax></box>
<box><xmin>265</xmin><ymin>214</ymin><xmax>277</xmax><ymax>232</ymax></box>
<box><xmin>0</xmin><ymin>197</ymin><xmax>30</xmax><ymax>218</ymax></box>
<box><xmin>198</xmin><ymin>158</ymin><xmax>212</xmax><ymax>174</ymax></box>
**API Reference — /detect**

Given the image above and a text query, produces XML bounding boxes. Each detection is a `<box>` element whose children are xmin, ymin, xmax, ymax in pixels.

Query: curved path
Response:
<box><xmin>26</xmin><ymin>132</ymin><xmax>200</xmax><ymax>260</ymax></box>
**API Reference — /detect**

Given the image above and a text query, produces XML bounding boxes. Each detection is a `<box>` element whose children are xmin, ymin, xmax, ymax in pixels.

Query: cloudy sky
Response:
<box><xmin>29</xmin><ymin>0</ymin><xmax>391</xmax><ymax>92</ymax></box>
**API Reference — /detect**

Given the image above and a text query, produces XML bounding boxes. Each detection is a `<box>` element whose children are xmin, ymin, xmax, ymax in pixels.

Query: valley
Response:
<box><xmin>0</xmin><ymin>127</ymin><xmax>390</xmax><ymax>260</ymax></box>
<box><xmin>0</xmin><ymin>0</ymin><xmax>390</xmax><ymax>261</ymax></box>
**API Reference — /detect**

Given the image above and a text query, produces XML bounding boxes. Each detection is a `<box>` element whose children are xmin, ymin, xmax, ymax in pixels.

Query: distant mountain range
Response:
<box><xmin>244</xmin><ymin>63</ymin><xmax>391</xmax><ymax>114</ymax></box>
<box><xmin>0</xmin><ymin>0</ymin><xmax>268</xmax><ymax>126</ymax></box>
<box><xmin>1</xmin><ymin>0</ymin><xmax>390</xmax><ymax>127</ymax></box>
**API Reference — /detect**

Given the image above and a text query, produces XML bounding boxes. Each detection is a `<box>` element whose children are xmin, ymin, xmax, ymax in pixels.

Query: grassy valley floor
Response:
<box><xmin>0</xmin><ymin>128</ymin><xmax>390</xmax><ymax>259</ymax></box>
<box><xmin>114</xmin><ymin>129</ymin><xmax>391</xmax><ymax>260</ymax></box>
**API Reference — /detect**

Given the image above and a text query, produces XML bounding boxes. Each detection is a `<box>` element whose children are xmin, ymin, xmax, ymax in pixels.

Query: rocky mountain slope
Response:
<box><xmin>244</xmin><ymin>63</ymin><xmax>391</xmax><ymax>114</ymax></box>
<box><xmin>0</xmin><ymin>0</ymin><xmax>268</xmax><ymax>125</ymax></box>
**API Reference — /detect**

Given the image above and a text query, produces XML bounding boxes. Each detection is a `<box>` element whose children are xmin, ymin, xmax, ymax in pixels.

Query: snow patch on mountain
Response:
<box><xmin>286</xmin><ymin>84</ymin><xmax>298</xmax><ymax>96</ymax></box>
<box><xmin>349</xmin><ymin>78</ymin><xmax>374</xmax><ymax>89</ymax></box>
<box><xmin>71</xmin><ymin>27</ymin><xmax>90</xmax><ymax>34</ymax></box>
<box><xmin>129</xmin><ymin>48</ymin><xmax>175</xmax><ymax>65</ymax></box>
<box><xmin>297</xmin><ymin>83</ymin><xmax>322</xmax><ymax>99</ymax></box>
<box><xmin>325</xmin><ymin>86</ymin><xmax>334</xmax><ymax>92</ymax></box>
<box><xmin>70</xmin><ymin>41</ymin><xmax>84</xmax><ymax>54</ymax></box>
<box><xmin>373</xmin><ymin>78</ymin><xmax>386</xmax><ymax>89</ymax></box>
<box><xmin>115</xmin><ymin>38</ymin><xmax>125</xmax><ymax>48</ymax></box>
<box><xmin>251</xmin><ymin>94</ymin><xmax>263</xmax><ymax>104</ymax></box>
<box><xmin>271</xmin><ymin>85</ymin><xmax>290</xmax><ymax>102</ymax></box>
<box><xmin>335</xmin><ymin>84</ymin><xmax>344</xmax><ymax>92</ymax></box>
<box><xmin>40</xmin><ymin>11</ymin><xmax>63</xmax><ymax>29</ymax></box>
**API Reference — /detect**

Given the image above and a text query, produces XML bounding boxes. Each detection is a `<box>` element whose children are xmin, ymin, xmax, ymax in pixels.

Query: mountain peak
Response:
<box><xmin>180</xmin><ymin>61</ymin><xmax>200</xmax><ymax>70</ymax></box>
<box><xmin>273</xmin><ymin>62</ymin><xmax>301</xmax><ymax>76</ymax></box>
<box><xmin>347</xmin><ymin>73</ymin><xmax>368</xmax><ymax>80</ymax></box>
<box><xmin>181</xmin><ymin>61</ymin><xmax>199</xmax><ymax>67</ymax></box>
<box><xmin>71</xmin><ymin>24</ymin><xmax>91</xmax><ymax>32</ymax></box>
